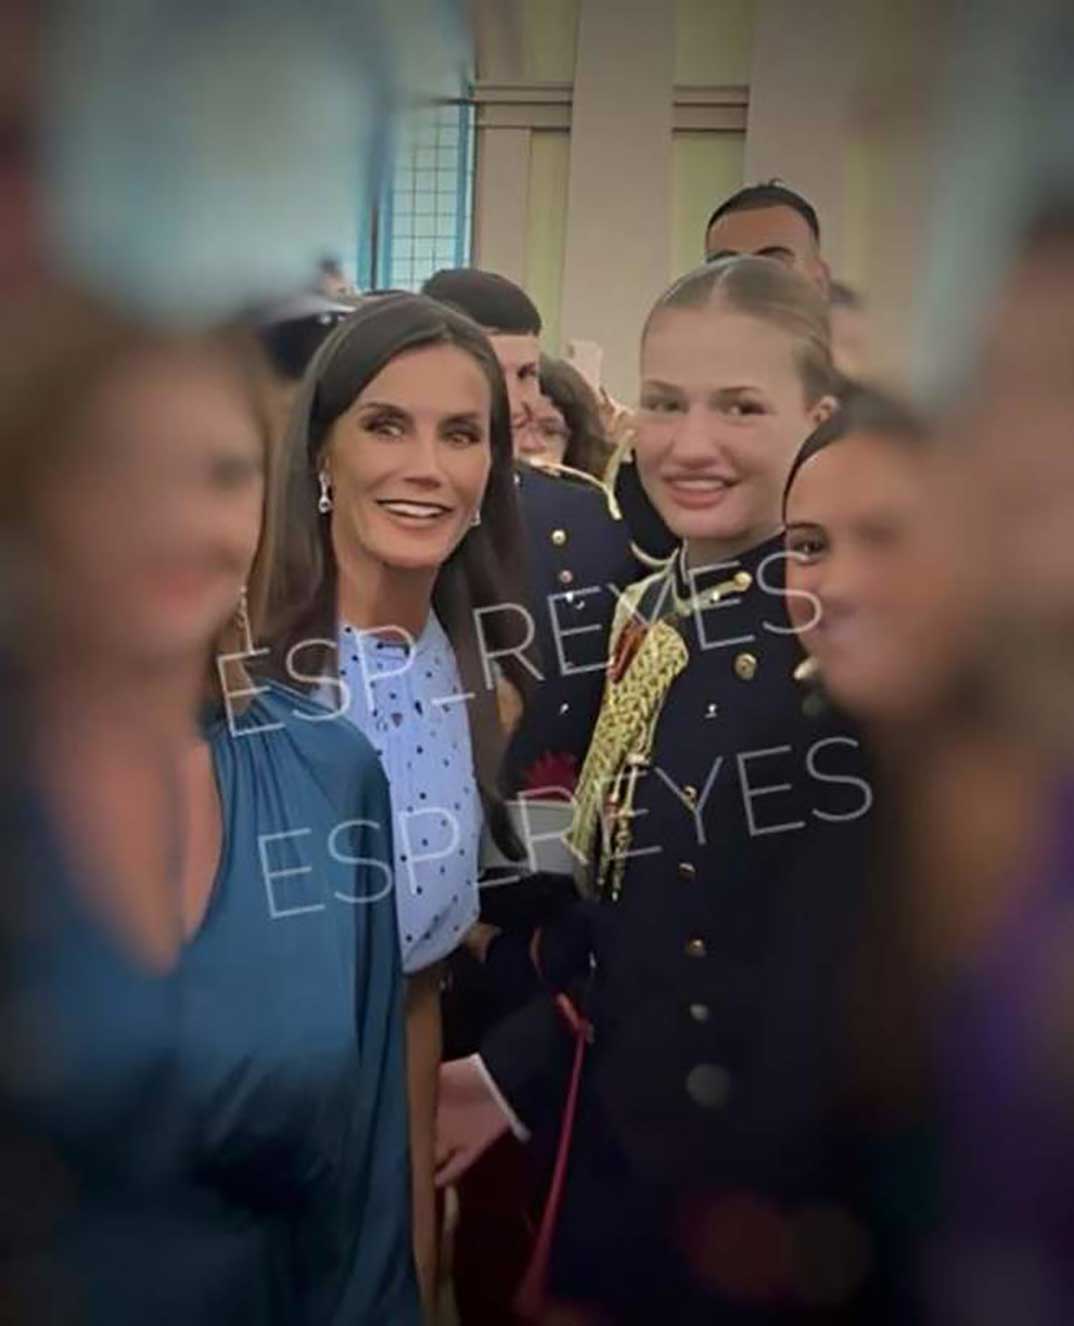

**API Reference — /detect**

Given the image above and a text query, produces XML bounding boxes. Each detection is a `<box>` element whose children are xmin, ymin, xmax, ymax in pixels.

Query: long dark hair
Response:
<box><xmin>538</xmin><ymin>355</ymin><xmax>612</xmax><ymax>478</ymax></box>
<box><xmin>267</xmin><ymin>292</ymin><xmax>534</xmax><ymax>854</ymax></box>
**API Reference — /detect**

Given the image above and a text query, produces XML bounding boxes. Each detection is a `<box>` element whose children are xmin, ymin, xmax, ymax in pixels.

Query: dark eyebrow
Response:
<box><xmin>754</xmin><ymin>245</ymin><xmax>796</xmax><ymax>261</ymax></box>
<box><xmin>783</xmin><ymin>520</ymin><xmax>824</xmax><ymax>534</ymax></box>
<box><xmin>356</xmin><ymin>400</ymin><xmax>408</xmax><ymax>414</ymax></box>
<box><xmin>641</xmin><ymin>379</ymin><xmax>685</xmax><ymax>394</ymax></box>
<box><xmin>440</xmin><ymin>411</ymin><xmax>484</xmax><ymax>429</ymax></box>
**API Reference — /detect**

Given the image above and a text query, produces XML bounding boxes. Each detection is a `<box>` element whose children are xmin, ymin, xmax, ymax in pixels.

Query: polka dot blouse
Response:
<box><xmin>333</xmin><ymin>612</ymin><xmax>481</xmax><ymax>975</ymax></box>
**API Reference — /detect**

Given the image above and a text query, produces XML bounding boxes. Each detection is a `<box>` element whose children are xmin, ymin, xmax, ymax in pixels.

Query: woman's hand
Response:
<box><xmin>434</xmin><ymin>1056</ymin><xmax>513</xmax><ymax>1187</ymax></box>
<box><xmin>461</xmin><ymin>919</ymin><xmax>501</xmax><ymax>964</ymax></box>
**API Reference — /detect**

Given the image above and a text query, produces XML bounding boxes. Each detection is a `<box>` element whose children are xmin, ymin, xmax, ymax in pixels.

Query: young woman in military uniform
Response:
<box><xmin>437</xmin><ymin>257</ymin><xmax>878</xmax><ymax>1323</ymax></box>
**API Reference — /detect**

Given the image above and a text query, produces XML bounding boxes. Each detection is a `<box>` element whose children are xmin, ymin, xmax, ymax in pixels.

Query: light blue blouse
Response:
<box><xmin>334</xmin><ymin>612</ymin><xmax>481</xmax><ymax>975</ymax></box>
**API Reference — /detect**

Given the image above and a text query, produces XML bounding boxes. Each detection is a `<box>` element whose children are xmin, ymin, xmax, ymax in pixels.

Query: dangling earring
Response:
<box><xmin>234</xmin><ymin>583</ymin><xmax>253</xmax><ymax>654</ymax></box>
<box><xmin>470</xmin><ymin>507</ymin><xmax>482</xmax><ymax>528</ymax></box>
<box><xmin>318</xmin><ymin>472</ymin><xmax>333</xmax><ymax>514</ymax></box>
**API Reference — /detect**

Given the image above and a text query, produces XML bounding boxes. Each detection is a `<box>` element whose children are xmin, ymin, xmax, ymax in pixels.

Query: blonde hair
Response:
<box><xmin>643</xmin><ymin>256</ymin><xmax>835</xmax><ymax>404</ymax></box>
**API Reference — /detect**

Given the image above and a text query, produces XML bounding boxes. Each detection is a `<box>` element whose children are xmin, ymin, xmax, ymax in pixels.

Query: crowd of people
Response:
<box><xmin>2</xmin><ymin>8</ymin><xmax>1074</xmax><ymax>1323</ymax></box>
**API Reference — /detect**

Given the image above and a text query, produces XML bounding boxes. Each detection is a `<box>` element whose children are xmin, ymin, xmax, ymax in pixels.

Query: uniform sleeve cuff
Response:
<box><xmin>471</xmin><ymin>1053</ymin><xmax>531</xmax><ymax>1142</ymax></box>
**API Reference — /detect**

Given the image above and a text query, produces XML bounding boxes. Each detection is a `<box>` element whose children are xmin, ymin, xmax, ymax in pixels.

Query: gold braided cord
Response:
<box><xmin>569</xmin><ymin>573</ymin><xmax>688</xmax><ymax>900</ymax></box>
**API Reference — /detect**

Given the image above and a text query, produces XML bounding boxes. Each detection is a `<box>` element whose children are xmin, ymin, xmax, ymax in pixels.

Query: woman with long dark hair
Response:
<box><xmin>269</xmin><ymin>291</ymin><xmax>534</xmax><ymax>1311</ymax></box>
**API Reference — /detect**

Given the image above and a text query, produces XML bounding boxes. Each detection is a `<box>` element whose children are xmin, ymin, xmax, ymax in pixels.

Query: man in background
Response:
<box><xmin>703</xmin><ymin>178</ymin><xmax>831</xmax><ymax>294</ymax></box>
<box><xmin>422</xmin><ymin>266</ymin><xmax>636</xmax><ymax>795</ymax></box>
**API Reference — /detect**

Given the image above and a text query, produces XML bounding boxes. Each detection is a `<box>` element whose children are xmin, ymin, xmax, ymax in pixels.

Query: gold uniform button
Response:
<box><xmin>558</xmin><ymin>568</ymin><xmax>574</xmax><ymax>586</ymax></box>
<box><xmin>558</xmin><ymin>702</ymin><xmax>570</xmax><ymax>715</ymax></box>
<box><xmin>733</xmin><ymin>570</ymin><xmax>753</xmax><ymax>592</ymax></box>
<box><xmin>685</xmin><ymin>938</ymin><xmax>706</xmax><ymax>959</ymax></box>
<box><xmin>689</xmin><ymin>1003</ymin><xmax>711</xmax><ymax>1023</ymax></box>
<box><xmin>734</xmin><ymin>651</ymin><xmax>758</xmax><ymax>681</ymax></box>
<box><xmin>678</xmin><ymin>861</ymin><xmax>696</xmax><ymax>880</ymax></box>
<box><xmin>704</xmin><ymin>702</ymin><xmax>719</xmax><ymax>719</ymax></box>
<box><xmin>685</xmin><ymin>1063</ymin><xmax>731</xmax><ymax>1109</ymax></box>
<box><xmin>551</xmin><ymin>528</ymin><xmax>568</xmax><ymax>546</ymax></box>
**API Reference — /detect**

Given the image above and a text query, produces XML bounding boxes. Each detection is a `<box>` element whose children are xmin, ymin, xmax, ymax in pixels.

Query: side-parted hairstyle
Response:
<box><xmin>643</xmin><ymin>254</ymin><xmax>835</xmax><ymax>404</ymax></box>
<box><xmin>0</xmin><ymin>290</ymin><xmax>276</xmax><ymax>706</ymax></box>
<box><xmin>266</xmin><ymin>292</ymin><xmax>535</xmax><ymax>854</ymax></box>
<box><xmin>422</xmin><ymin>268</ymin><xmax>542</xmax><ymax>337</ymax></box>
<box><xmin>538</xmin><ymin>355</ymin><xmax>612</xmax><ymax>478</ymax></box>
<box><xmin>782</xmin><ymin>383</ymin><xmax>930</xmax><ymax>517</ymax></box>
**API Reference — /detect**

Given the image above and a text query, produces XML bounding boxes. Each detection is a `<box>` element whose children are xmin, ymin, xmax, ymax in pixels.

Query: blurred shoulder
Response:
<box><xmin>247</xmin><ymin>679</ymin><xmax>389</xmax><ymax>808</ymax></box>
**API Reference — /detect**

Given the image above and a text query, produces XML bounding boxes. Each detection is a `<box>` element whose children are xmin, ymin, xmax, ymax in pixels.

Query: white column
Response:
<box><xmin>472</xmin><ymin>127</ymin><xmax>530</xmax><ymax>285</ymax></box>
<box><xmin>744</xmin><ymin>0</ymin><xmax>861</xmax><ymax>277</ymax></box>
<box><xmin>558</xmin><ymin>0</ymin><xmax>675</xmax><ymax>403</ymax></box>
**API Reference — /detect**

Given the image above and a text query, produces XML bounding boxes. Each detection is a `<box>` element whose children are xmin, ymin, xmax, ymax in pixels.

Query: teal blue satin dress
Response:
<box><xmin>177</xmin><ymin>680</ymin><xmax>419</xmax><ymax>1323</ymax></box>
<box><xmin>0</xmin><ymin>679</ymin><xmax>418</xmax><ymax>1324</ymax></box>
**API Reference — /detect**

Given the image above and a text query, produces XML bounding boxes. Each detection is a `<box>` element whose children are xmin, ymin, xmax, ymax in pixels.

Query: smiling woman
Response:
<box><xmin>635</xmin><ymin>254</ymin><xmax>836</xmax><ymax>570</ymax></box>
<box><xmin>268</xmin><ymin>291</ymin><xmax>534</xmax><ymax>1312</ymax></box>
<box><xmin>436</xmin><ymin>258</ymin><xmax>885</xmax><ymax>1322</ymax></box>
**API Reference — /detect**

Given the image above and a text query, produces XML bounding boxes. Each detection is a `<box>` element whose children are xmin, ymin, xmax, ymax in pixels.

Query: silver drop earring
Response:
<box><xmin>318</xmin><ymin>472</ymin><xmax>333</xmax><ymax>514</ymax></box>
<box><xmin>470</xmin><ymin>507</ymin><xmax>482</xmax><ymax>528</ymax></box>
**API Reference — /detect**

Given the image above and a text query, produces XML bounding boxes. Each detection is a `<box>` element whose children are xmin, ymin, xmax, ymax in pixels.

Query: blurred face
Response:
<box><xmin>637</xmin><ymin>304</ymin><xmax>832</xmax><ymax>564</ymax></box>
<box><xmin>0</xmin><ymin>1</ymin><xmax>42</xmax><ymax>296</ymax></box>
<box><xmin>953</xmin><ymin>240</ymin><xmax>1074</xmax><ymax>740</ymax></box>
<box><xmin>489</xmin><ymin>332</ymin><xmax>542</xmax><ymax>458</ymax></box>
<box><xmin>705</xmin><ymin>205</ymin><xmax>829</xmax><ymax>294</ymax></box>
<box><xmin>40</xmin><ymin>348</ymin><xmax>265</xmax><ymax>670</ymax></box>
<box><xmin>784</xmin><ymin>433</ymin><xmax>970</xmax><ymax>723</ymax></box>
<box><xmin>323</xmin><ymin>343</ymin><xmax>491</xmax><ymax>575</ymax></box>
<box><xmin>532</xmin><ymin>393</ymin><xmax>569</xmax><ymax>465</ymax></box>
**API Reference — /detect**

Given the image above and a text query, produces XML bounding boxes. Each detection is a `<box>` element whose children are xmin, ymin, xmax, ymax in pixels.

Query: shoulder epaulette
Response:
<box><xmin>520</xmin><ymin>457</ymin><xmax>622</xmax><ymax>522</ymax></box>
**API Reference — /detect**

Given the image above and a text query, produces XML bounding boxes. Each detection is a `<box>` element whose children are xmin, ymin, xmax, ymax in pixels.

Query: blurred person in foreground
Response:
<box><xmin>788</xmin><ymin>204</ymin><xmax>1074</xmax><ymax>1325</ymax></box>
<box><xmin>919</xmin><ymin>203</ymin><xmax>1074</xmax><ymax>1326</ymax></box>
<box><xmin>0</xmin><ymin>295</ymin><xmax>418</xmax><ymax>1323</ymax></box>
<box><xmin>782</xmin><ymin>386</ymin><xmax>983</xmax><ymax>1321</ymax></box>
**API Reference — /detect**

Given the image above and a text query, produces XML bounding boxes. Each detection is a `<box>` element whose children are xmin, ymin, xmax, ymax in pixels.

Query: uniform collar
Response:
<box><xmin>670</xmin><ymin>533</ymin><xmax>783</xmax><ymax>618</ymax></box>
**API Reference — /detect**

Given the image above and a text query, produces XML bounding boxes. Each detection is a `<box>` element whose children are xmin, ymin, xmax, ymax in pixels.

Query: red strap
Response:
<box><xmin>513</xmin><ymin>993</ymin><xmax>592</xmax><ymax>1320</ymax></box>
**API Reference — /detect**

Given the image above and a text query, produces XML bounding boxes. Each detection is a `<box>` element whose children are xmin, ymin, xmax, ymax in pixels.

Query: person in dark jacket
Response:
<box><xmin>436</xmin><ymin>258</ymin><xmax>887</xmax><ymax>1324</ymax></box>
